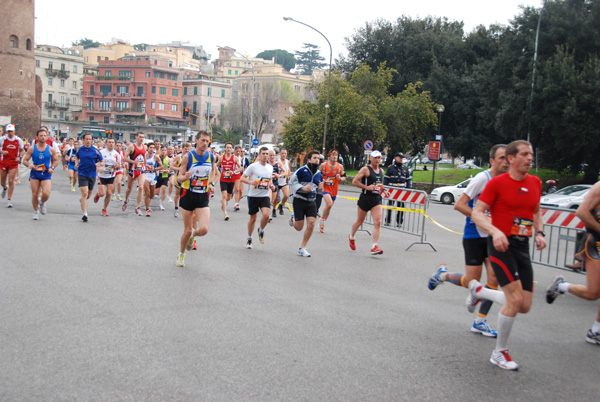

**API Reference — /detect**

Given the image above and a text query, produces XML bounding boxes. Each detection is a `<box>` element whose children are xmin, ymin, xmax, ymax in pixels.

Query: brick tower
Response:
<box><xmin>0</xmin><ymin>0</ymin><xmax>41</xmax><ymax>140</ymax></box>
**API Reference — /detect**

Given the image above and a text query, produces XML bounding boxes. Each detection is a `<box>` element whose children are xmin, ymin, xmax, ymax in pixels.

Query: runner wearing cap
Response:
<box><xmin>348</xmin><ymin>150</ymin><xmax>385</xmax><ymax>255</ymax></box>
<box><xmin>0</xmin><ymin>124</ymin><xmax>25</xmax><ymax>208</ymax></box>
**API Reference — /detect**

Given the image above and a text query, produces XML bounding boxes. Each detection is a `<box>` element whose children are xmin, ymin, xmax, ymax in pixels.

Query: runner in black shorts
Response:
<box><xmin>470</xmin><ymin>140</ymin><xmax>546</xmax><ymax>371</ymax></box>
<box><xmin>348</xmin><ymin>150</ymin><xmax>385</xmax><ymax>255</ymax></box>
<box><xmin>546</xmin><ymin>184</ymin><xmax>600</xmax><ymax>346</ymax></box>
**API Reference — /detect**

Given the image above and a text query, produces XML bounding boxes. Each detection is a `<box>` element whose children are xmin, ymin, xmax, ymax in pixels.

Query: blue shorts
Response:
<box><xmin>30</xmin><ymin>170</ymin><xmax>52</xmax><ymax>181</ymax></box>
<box><xmin>323</xmin><ymin>192</ymin><xmax>337</xmax><ymax>201</ymax></box>
<box><xmin>68</xmin><ymin>163</ymin><xmax>78</xmax><ymax>172</ymax></box>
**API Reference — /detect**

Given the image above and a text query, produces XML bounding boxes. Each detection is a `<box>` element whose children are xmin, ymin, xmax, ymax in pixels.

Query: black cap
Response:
<box><xmin>394</xmin><ymin>152</ymin><xmax>404</xmax><ymax>158</ymax></box>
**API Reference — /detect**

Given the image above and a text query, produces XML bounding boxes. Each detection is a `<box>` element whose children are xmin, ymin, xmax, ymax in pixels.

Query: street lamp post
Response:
<box><xmin>217</xmin><ymin>46</ymin><xmax>255</xmax><ymax>143</ymax></box>
<box><xmin>432</xmin><ymin>104</ymin><xmax>444</xmax><ymax>187</ymax></box>
<box><xmin>283</xmin><ymin>17</ymin><xmax>332</xmax><ymax>155</ymax></box>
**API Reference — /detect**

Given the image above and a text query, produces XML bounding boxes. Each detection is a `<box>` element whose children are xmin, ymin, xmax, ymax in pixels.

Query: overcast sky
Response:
<box><xmin>35</xmin><ymin>0</ymin><xmax>543</xmax><ymax>60</ymax></box>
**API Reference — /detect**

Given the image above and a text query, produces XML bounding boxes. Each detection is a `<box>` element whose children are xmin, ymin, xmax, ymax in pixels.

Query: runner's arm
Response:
<box><xmin>576</xmin><ymin>182</ymin><xmax>600</xmax><ymax>235</ymax></box>
<box><xmin>352</xmin><ymin>166</ymin><xmax>373</xmax><ymax>191</ymax></box>
<box><xmin>176</xmin><ymin>154</ymin><xmax>190</xmax><ymax>183</ymax></box>
<box><xmin>471</xmin><ymin>200</ymin><xmax>509</xmax><ymax>252</ymax></box>
<box><xmin>21</xmin><ymin>147</ymin><xmax>34</xmax><ymax>168</ymax></box>
<box><xmin>454</xmin><ymin>193</ymin><xmax>473</xmax><ymax>218</ymax></box>
<box><xmin>533</xmin><ymin>203</ymin><xmax>547</xmax><ymax>250</ymax></box>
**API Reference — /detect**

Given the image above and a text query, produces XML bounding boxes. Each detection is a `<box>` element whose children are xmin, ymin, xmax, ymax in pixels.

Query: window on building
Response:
<box><xmin>151</xmin><ymin>102</ymin><xmax>155</xmax><ymax>110</ymax></box>
<box><xmin>100</xmin><ymin>85</ymin><xmax>111</xmax><ymax>96</ymax></box>
<box><xmin>48</xmin><ymin>78</ymin><xmax>53</xmax><ymax>86</ymax></box>
<box><xmin>26</xmin><ymin>39</ymin><xmax>31</xmax><ymax>50</ymax></box>
<box><xmin>72</xmin><ymin>96</ymin><xmax>77</xmax><ymax>105</ymax></box>
<box><xmin>236</xmin><ymin>62</ymin><xmax>240</xmax><ymax>67</ymax></box>
<box><xmin>228</xmin><ymin>70</ymin><xmax>231</xmax><ymax>75</ymax></box>
<box><xmin>60</xmin><ymin>111</ymin><xmax>64</xmax><ymax>119</ymax></box>
<box><xmin>152</xmin><ymin>86</ymin><xmax>156</xmax><ymax>94</ymax></box>
<box><xmin>90</xmin><ymin>85</ymin><xmax>95</xmax><ymax>95</ymax></box>
<box><xmin>235</xmin><ymin>70</ymin><xmax>238</xmax><ymax>76</ymax></box>
<box><xmin>48</xmin><ymin>110</ymin><xmax>52</xmax><ymax>118</ymax></box>
<box><xmin>61</xmin><ymin>63</ymin><xmax>66</xmax><ymax>71</ymax></box>
<box><xmin>193</xmin><ymin>101</ymin><xmax>197</xmax><ymax>113</ymax></box>
<box><xmin>116</xmin><ymin>101</ymin><xmax>128</xmax><ymax>111</ymax></box>
<box><xmin>194</xmin><ymin>86</ymin><xmax>198</xmax><ymax>95</ymax></box>
<box><xmin>118</xmin><ymin>70</ymin><xmax>132</xmax><ymax>77</ymax></box>
<box><xmin>116</xmin><ymin>86</ymin><xmax>129</xmax><ymax>94</ymax></box>
<box><xmin>220</xmin><ymin>104</ymin><xmax>224</xmax><ymax>114</ymax></box>
<box><xmin>137</xmin><ymin>86</ymin><xmax>144</xmax><ymax>96</ymax></box>
<box><xmin>145</xmin><ymin>71</ymin><xmax>151</xmax><ymax>78</ymax></box>
<box><xmin>97</xmin><ymin>56</ymin><xmax>101</xmax><ymax>62</ymax></box>
<box><xmin>171</xmin><ymin>104</ymin><xmax>178</xmax><ymax>112</ymax></box>
<box><xmin>159</xmin><ymin>87</ymin><xmax>166</xmax><ymax>95</ymax></box>
<box><xmin>60</xmin><ymin>80</ymin><xmax>65</xmax><ymax>88</ymax></box>
<box><xmin>36</xmin><ymin>60</ymin><xmax>40</xmax><ymax>67</ymax></box>
<box><xmin>207</xmin><ymin>88</ymin><xmax>212</xmax><ymax>96</ymax></box>
<box><xmin>72</xmin><ymin>81</ymin><xmax>77</xmax><ymax>89</ymax></box>
<box><xmin>48</xmin><ymin>61</ymin><xmax>53</xmax><ymax>69</ymax></box>
<box><xmin>48</xmin><ymin>94</ymin><xmax>53</xmax><ymax>103</ymax></box>
<box><xmin>183</xmin><ymin>87</ymin><xmax>187</xmax><ymax>95</ymax></box>
<box><xmin>9</xmin><ymin>35</ymin><xmax>18</xmax><ymax>48</ymax></box>
<box><xmin>221</xmin><ymin>89</ymin><xmax>225</xmax><ymax>98</ymax></box>
<box><xmin>172</xmin><ymin>89</ymin><xmax>179</xmax><ymax>96</ymax></box>
<box><xmin>105</xmin><ymin>70</ymin><xmax>112</xmax><ymax>77</ymax></box>
<box><xmin>60</xmin><ymin>95</ymin><xmax>65</xmax><ymax>107</ymax></box>
<box><xmin>159</xmin><ymin>103</ymin><xmax>165</xmax><ymax>110</ymax></box>
<box><xmin>183</xmin><ymin>101</ymin><xmax>187</xmax><ymax>109</ymax></box>
<box><xmin>73</xmin><ymin>65</ymin><xmax>78</xmax><ymax>73</ymax></box>
<box><xmin>99</xmin><ymin>100</ymin><xmax>111</xmax><ymax>111</ymax></box>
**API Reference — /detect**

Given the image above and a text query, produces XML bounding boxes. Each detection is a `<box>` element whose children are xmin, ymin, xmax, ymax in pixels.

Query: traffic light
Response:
<box><xmin>109</xmin><ymin>130</ymin><xmax>114</xmax><ymax>138</ymax></box>
<box><xmin>105</xmin><ymin>129</ymin><xmax>109</xmax><ymax>137</ymax></box>
<box><xmin>183</xmin><ymin>108</ymin><xmax>190</xmax><ymax>117</ymax></box>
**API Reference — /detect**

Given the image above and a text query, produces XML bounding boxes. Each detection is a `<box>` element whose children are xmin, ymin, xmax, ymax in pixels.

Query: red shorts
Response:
<box><xmin>128</xmin><ymin>170</ymin><xmax>143</xmax><ymax>179</ymax></box>
<box><xmin>0</xmin><ymin>161</ymin><xmax>19</xmax><ymax>172</ymax></box>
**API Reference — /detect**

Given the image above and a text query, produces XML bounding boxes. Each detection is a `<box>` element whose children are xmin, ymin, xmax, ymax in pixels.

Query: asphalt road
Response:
<box><xmin>1</xmin><ymin>166</ymin><xmax>598</xmax><ymax>401</ymax></box>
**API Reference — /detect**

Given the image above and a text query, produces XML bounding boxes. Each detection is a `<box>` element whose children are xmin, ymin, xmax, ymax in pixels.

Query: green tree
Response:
<box><xmin>294</xmin><ymin>43</ymin><xmax>327</xmax><ymax>75</ymax></box>
<box><xmin>71</xmin><ymin>38</ymin><xmax>101</xmax><ymax>49</ymax></box>
<box><xmin>133</xmin><ymin>43</ymin><xmax>149</xmax><ymax>51</ymax></box>
<box><xmin>256</xmin><ymin>49</ymin><xmax>296</xmax><ymax>71</ymax></box>
<box><xmin>213</xmin><ymin>127</ymin><xmax>244</xmax><ymax>145</ymax></box>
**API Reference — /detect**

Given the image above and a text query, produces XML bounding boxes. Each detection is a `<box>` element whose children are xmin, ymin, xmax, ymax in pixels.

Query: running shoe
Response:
<box><xmin>471</xmin><ymin>320</ymin><xmax>498</xmax><ymax>338</ymax></box>
<box><xmin>174</xmin><ymin>208</ymin><xmax>179</xmax><ymax>218</ymax></box>
<box><xmin>546</xmin><ymin>275</ymin><xmax>565</xmax><ymax>304</ymax></box>
<box><xmin>1</xmin><ymin>187</ymin><xmax>6</xmax><ymax>198</ymax></box>
<box><xmin>168</xmin><ymin>197</ymin><xmax>173</xmax><ymax>203</ymax></box>
<box><xmin>258</xmin><ymin>229</ymin><xmax>265</xmax><ymax>244</ymax></box>
<box><xmin>234</xmin><ymin>203</ymin><xmax>240</xmax><ymax>211</ymax></box>
<box><xmin>192</xmin><ymin>239</ymin><xmax>197</xmax><ymax>250</ymax></box>
<box><xmin>176</xmin><ymin>253</ymin><xmax>185</xmax><ymax>267</ymax></box>
<box><xmin>71</xmin><ymin>187</ymin><xmax>75</xmax><ymax>192</ymax></box>
<box><xmin>298</xmin><ymin>248</ymin><xmax>311</xmax><ymax>257</ymax></box>
<box><xmin>279</xmin><ymin>204</ymin><xmax>284</xmax><ymax>215</ymax></box>
<box><xmin>348</xmin><ymin>235</ymin><xmax>356</xmax><ymax>251</ymax></box>
<box><xmin>224</xmin><ymin>214</ymin><xmax>230</xmax><ymax>221</ymax></box>
<box><xmin>82</xmin><ymin>214</ymin><xmax>88</xmax><ymax>222</ymax></box>
<box><xmin>246</xmin><ymin>238</ymin><xmax>253</xmax><ymax>249</ymax></box>
<box><xmin>39</xmin><ymin>202</ymin><xmax>47</xmax><ymax>215</ymax></box>
<box><xmin>272</xmin><ymin>208</ymin><xmax>277</xmax><ymax>218</ymax></box>
<box><xmin>289</xmin><ymin>214</ymin><xmax>294</xmax><ymax>227</ymax></box>
<box><xmin>186</xmin><ymin>236</ymin><xmax>195</xmax><ymax>251</ymax></box>
<box><xmin>32</xmin><ymin>211</ymin><xmax>39</xmax><ymax>220</ymax></box>
<box><xmin>370</xmin><ymin>245</ymin><xmax>383</xmax><ymax>255</ymax></box>
<box><xmin>466</xmin><ymin>280</ymin><xmax>482</xmax><ymax>313</ymax></box>
<box><xmin>159</xmin><ymin>205</ymin><xmax>165</xmax><ymax>211</ymax></box>
<box><xmin>122</xmin><ymin>201</ymin><xmax>128</xmax><ymax>211</ymax></box>
<box><xmin>586</xmin><ymin>329</ymin><xmax>600</xmax><ymax>345</ymax></box>
<box><xmin>427</xmin><ymin>264</ymin><xmax>448</xmax><ymax>291</ymax></box>
<box><xmin>15</xmin><ymin>177</ymin><xmax>19</xmax><ymax>184</ymax></box>
<box><xmin>117</xmin><ymin>194</ymin><xmax>122</xmax><ymax>201</ymax></box>
<box><xmin>111</xmin><ymin>194</ymin><xmax>116</xmax><ymax>201</ymax></box>
<box><xmin>6</xmin><ymin>199</ymin><xmax>13</xmax><ymax>208</ymax></box>
<box><xmin>101</xmin><ymin>209</ymin><xmax>109</xmax><ymax>217</ymax></box>
<box><xmin>319</xmin><ymin>219</ymin><xmax>325</xmax><ymax>233</ymax></box>
<box><xmin>146</xmin><ymin>209</ymin><xmax>151</xmax><ymax>217</ymax></box>
<box><xmin>135</xmin><ymin>207</ymin><xmax>142</xmax><ymax>216</ymax></box>
<box><xmin>490</xmin><ymin>349</ymin><xmax>518</xmax><ymax>371</ymax></box>
<box><xmin>93</xmin><ymin>193</ymin><xmax>100</xmax><ymax>203</ymax></box>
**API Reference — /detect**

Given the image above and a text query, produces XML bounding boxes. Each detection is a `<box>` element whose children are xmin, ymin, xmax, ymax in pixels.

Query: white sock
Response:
<box><xmin>558</xmin><ymin>282</ymin><xmax>570</xmax><ymax>293</ymax></box>
<box><xmin>592</xmin><ymin>321</ymin><xmax>600</xmax><ymax>334</ymax></box>
<box><xmin>496</xmin><ymin>313</ymin><xmax>515</xmax><ymax>351</ymax></box>
<box><xmin>475</xmin><ymin>284</ymin><xmax>506</xmax><ymax>305</ymax></box>
<box><xmin>372</xmin><ymin>243</ymin><xmax>377</xmax><ymax>249</ymax></box>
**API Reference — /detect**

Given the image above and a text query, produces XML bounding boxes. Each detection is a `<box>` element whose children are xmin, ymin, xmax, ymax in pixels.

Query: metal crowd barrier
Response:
<box><xmin>530</xmin><ymin>206</ymin><xmax>586</xmax><ymax>274</ymax></box>
<box><xmin>361</xmin><ymin>186</ymin><xmax>436</xmax><ymax>251</ymax></box>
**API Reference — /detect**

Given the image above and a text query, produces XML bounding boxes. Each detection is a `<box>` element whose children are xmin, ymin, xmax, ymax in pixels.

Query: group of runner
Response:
<box><xmin>427</xmin><ymin>140</ymin><xmax>600</xmax><ymax>372</ymax></box>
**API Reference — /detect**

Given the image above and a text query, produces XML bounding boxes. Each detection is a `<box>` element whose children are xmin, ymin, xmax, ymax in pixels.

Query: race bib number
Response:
<box><xmin>35</xmin><ymin>164</ymin><xmax>47</xmax><ymax>172</ymax></box>
<box><xmin>104</xmin><ymin>165</ymin><xmax>114</xmax><ymax>175</ymax></box>
<box><xmin>324</xmin><ymin>178</ymin><xmax>335</xmax><ymax>186</ymax></box>
<box><xmin>135</xmin><ymin>159</ymin><xmax>145</xmax><ymax>170</ymax></box>
<box><xmin>223</xmin><ymin>170</ymin><xmax>233</xmax><ymax>179</ymax></box>
<box><xmin>191</xmin><ymin>176</ymin><xmax>208</xmax><ymax>192</ymax></box>
<box><xmin>511</xmin><ymin>217</ymin><xmax>533</xmax><ymax>237</ymax></box>
<box><xmin>257</xmin><ymin>177</ymin><xmax>271</xmax><ymax>190</ymax></box>
<box><xmin>372</xmin><ymin>184</ymin><xmax>383</xmax><ymax>194</ymax></box>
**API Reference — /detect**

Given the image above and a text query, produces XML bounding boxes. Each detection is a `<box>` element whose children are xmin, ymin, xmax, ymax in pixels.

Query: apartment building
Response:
<box><xmin>181</xmin><ymin>71</ymin><xmax>232</xmax><ymax>132</ymax></box>
<box><xmin>35</xmin><ymin>45</ymin><xmax>85</xmax><ymax>126</ymax></box>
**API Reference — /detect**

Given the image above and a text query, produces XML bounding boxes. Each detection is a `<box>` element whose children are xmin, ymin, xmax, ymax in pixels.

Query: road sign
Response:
<box><xmin>252</xmin><ymin>138</ymin><xmax>259</xmax><ymax>146</ymax></box>
<box><xmin>364</xmin><ymin>140</ymin><xmax>373</xmax><ymax>150</ymax></box>
<box><xmin>428</xmin><ymin>141</ymin><xmax>441</xmax><ymax>161</ymax></box>
<box><xmin>364</xmin><ymin>150</ymin><xmax>372</xmax><ymax>156</ymax></box>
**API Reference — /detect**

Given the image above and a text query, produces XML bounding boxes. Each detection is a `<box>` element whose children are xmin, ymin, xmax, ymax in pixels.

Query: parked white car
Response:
<box><xmin>430</xmin><ymin>178</ymin><xmax>472</xmax><ymax>205</ymax></box>
<box><xmin>540</xmin><ymin>184</ymin><xmax>592</xmax><ymax>209</ymax></box>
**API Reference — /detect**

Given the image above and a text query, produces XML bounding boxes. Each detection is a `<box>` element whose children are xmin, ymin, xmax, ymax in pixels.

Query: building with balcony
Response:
<box><xmin>181</xmin><ymin>72</ymin><xmax>232</xmax><ymax>132</ymax></box>
<box><xmin>35</xmin><ymin>45</ymin><xmax>85</xmax><ymax>128</ymax></box>
<box><xmin>76</xmin><ymin>55</ymin><xmax>184</xmax><ymax>133</ymax></box>
<box><xmin>213</xmin><ymin>46</ymin><xmax>274</xmax><ymax>82</ymax></box>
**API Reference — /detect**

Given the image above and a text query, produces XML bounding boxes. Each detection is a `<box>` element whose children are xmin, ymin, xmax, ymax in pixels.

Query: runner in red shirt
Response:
<box><xmin>216</xmin><ymin>142</ymin><xmax>241</xmax><ymax>221</ymax></box>
<box><xmin>470</xmin><ymin>140</ymin><xmax>546</xmax><ymax>371</ymax></box>
<box><xmin>122</xmin><ymin>132</ymin><xmax>147</xmax><ymax>215</ymax></box>
<box><xmin>319</xmin><ymin>149</ymin><xmax>345</xmax><ymax>233</ymax></box>
<box><xmin>0</xmin><ymin>124</ymin><xmax>25</xmax><ymax>207</ymax></box>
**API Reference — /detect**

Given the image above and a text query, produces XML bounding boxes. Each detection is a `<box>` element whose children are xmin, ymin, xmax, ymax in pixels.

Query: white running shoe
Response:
<box><xmin>174</xmin><ymin>208</ymin><xmax>179</xmax><ymax>218</ymax></box>
<box><xmin>117</xmin><ymin>194</ymin><xmax>123</xmax><ymax>201</ymax></box>
<box><xmin>168</xmin><ymin>197</ymin><xmax>173</xmax><ymax>203</ymax></box>
<box><xmin>32</xmin><ymin>211</ymin><xmax>40</xmax><ymax>220</ymax></box>
<box><xmin>490</xmin><ymin>349</ymin><xmax>518</xmax><ymax>371</ymax></box>
<box><xmin>6</xmin><ymin>199</ymin><xmax>13</xmax><ymax>208</ymax></box>
<box><xmin>40</xmin><ymin>202</ymin><xmax>47</xmax><ymax>215</ymax></box>
<box><xmin>159</xmin><ymin>204</ymin><xmax>165</xmax><ymax>211</ymax></box>
<box><xmin>466</xmin><ymin>279</ymin><xmax>483</xmax><ymax>313</ymax></box>
<box><xmin>297</xmin><ymin>248</ymin><xmax>311</xmax><ymax>257</ymax></box>
<box><xmin>1</xmin><ymin>187</ymin><xmax>6</xmax><ymax>199</ymax></box>
<box><xmin>176</xmin><ymin>253</ymin><xmax>185</xmax><ymax>267</ymax></box>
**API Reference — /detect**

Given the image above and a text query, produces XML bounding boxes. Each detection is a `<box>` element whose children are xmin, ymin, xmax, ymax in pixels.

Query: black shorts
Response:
<box><xmin>99</xmin><ymin>177</ymin><xmax>115</xmax><ymax>185</ymax></box>
<box><xmin>179</xmin><ymin>189</ymin><xmax>210</xmax><ymax>211</ymax></box>
<box><xmin>575</xmin><ymin>231</ymin><xmax>600</xmax><ymax>262</ymax></box>
<box><xmin>271</xmin><ymin>183</ymin><xmax>280</xmax><ymax>193</ymax></box>
<box><xmin>487</xmin><ymin>236</ymin><xmax>534</xmax><ymax>291</ymax></box>
<box><xmin>292</xmin><ymin>197</ymin><xmax>318</xmax><ymax>221</ymax></box>
<box><xmin>220</xmin><ymin>181</ymin><xmax>235</xmax><ymax>194</ymax></box>
<box><xmin>463</xmin><ymin>237</ymin><xmax>489</xmax><ymax>266</ymax></box>
<box><xmin>357</xmin><ymin>194</ymin><xmax>382</xmax><ymax>212</ymax></box>
<box><xmin>78</xmin><ymin>175</ymin><xmax>96</xmax><ymax>190</ymax></box>
<box><xmin>156</xmin><ymin>175</ymin><xmax>169</xmax><ymax>188</ymax></box>
<box><xmin>247</xmin><ymin>196</ymin><xmax>271</xmax><ymax>215</ymax></box>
